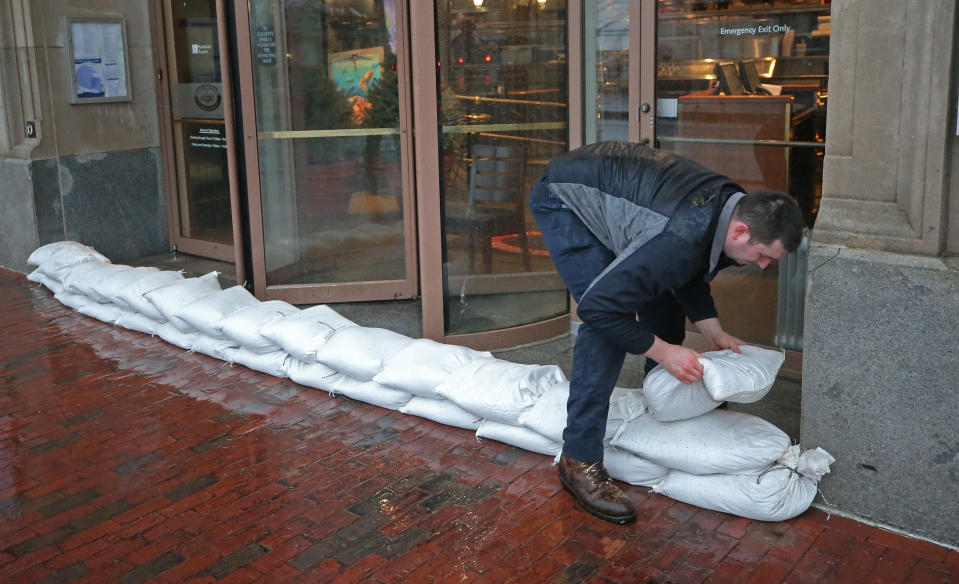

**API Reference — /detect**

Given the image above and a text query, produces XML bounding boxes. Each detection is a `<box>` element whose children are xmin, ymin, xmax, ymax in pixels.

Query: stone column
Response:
<box><xmin>803</xmin><ymin>0</ymin><xmax>959</xmax><ymax>546</ymax></box>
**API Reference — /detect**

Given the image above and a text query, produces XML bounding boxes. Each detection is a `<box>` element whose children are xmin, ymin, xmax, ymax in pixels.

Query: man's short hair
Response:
<box><xmin>732</xmin><ymin>190</ymin><xmax>804</xmax><ymax>252</ymax></box>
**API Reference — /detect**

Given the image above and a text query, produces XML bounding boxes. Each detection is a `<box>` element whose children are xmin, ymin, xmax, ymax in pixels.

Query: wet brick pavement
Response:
<box><xmin>1</xmin><ymin>269</ymin><xmax>956</xmax><ymax>583</ymax></box>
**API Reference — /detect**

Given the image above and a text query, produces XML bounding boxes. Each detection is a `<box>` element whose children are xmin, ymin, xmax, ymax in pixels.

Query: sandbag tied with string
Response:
<box><xmin>652</xmin><ymin>445</ymin><xmax>835</xmax><ymax>521</ymax></box>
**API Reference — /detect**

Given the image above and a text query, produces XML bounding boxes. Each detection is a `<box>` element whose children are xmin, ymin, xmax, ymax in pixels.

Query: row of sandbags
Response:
<box><xmin>26</xmin><ymin>241</ymin><xmax>833</xmax><ymax>521</ymax></box>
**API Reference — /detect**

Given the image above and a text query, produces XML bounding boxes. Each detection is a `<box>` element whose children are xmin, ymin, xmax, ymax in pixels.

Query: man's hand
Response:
<box><xmin>694</xmin><ymin>317</ymin><xmax>745</xmax><ymax>353</ymax></box>
<box><xmin>645</xmin><ymin>338</ymin><xmax>706</xmax><ymax>384</ymax></box>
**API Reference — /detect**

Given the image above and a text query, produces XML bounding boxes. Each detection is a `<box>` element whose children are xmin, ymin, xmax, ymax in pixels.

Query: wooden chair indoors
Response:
<box><xmin>445</xmin><ymin>144</ymin><xmax>532</xmax><ymax>273</ymax></box>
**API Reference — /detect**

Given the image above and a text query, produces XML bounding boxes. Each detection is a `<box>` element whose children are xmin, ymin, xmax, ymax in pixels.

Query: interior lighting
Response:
<box><xmin>473</xmin><ymin>0</ymin><xmax>484</xmax><ymax>7</ymax></box>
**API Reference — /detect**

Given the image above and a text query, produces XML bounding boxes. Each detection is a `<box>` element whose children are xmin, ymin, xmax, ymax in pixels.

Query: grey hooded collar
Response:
<box><xmin>709</xmin><ymin>191</ymin><xmax>747</xmax><ymax>274</ymax></box>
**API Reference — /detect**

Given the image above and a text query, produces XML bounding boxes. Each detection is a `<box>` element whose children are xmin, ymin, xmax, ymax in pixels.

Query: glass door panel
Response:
<box><xmin>435</xmin><ymin>0</ymin><xmax>569</xmax><ymax>336</ymax></box>
<box><xmin>584</xmin><ymin>0</ymin><xmax>630</xmax><ymax>144</ymax></box>
<box><xmin>165</xmin><ymin>0</ymin><xmax>234</xmax><ymax>259</ymax></box>
<box><xmin>653</xmin><ymin>0</ymin><xmax>829</xmax><ymax>347</ymax></box>
<box><xmin>242</xmin><ymin>0</ymin><xmax>415</xmax><ymax>302</ymax></box>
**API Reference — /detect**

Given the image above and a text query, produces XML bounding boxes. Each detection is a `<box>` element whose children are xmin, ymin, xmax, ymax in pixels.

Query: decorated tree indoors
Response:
<box><xmin>303</xmin><ymin>69</ymin><xmax>354</xmax><ymax>164</ymax></box>
<box><xmin>363</xmin><ymin>49</ymin><xmax>399</xmax><ymax>130</ymax></box>
<box><xmin>362</xmin><ymin>49</ymin><xmax>400</xmax><ymax>197</ymax></box>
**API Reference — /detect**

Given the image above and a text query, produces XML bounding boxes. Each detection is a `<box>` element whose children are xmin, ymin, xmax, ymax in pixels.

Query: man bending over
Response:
<box><xmin>529</xmin><ymin>141</ymin><xmax>804</xmax><ymax>524</ymax></box>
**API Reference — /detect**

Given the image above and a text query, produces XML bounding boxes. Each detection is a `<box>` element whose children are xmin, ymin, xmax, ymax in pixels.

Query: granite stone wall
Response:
<box><xmin>31</xmin><ymin>148</ymin><xmax>169</xmax><ymax>263</ymax></box>
<box><xmin>0</xmin><ymin>159</ymin><xmax>39</xmax><ymax>272</ymax></box>
<box><xmin>803</xmin><ymin>244</ymin><xmax>959</xmax><ymax>546</ymax></box>
<box><xmin>0</xmin><ymin>148</ymin><xmax>169</xmax><ymax>272</ymax></box>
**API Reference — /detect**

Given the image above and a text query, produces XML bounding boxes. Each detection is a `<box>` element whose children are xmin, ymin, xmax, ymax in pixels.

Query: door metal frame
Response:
<box><xmin>233</xmin><ymin>0</ymin><xmax>419</xmax><ymax>304</ymax></box>
<box><xmin>214</xmin><ymin>0</ymin><xmax>247</xmax><ymax>286</ymax></box>
<box><xmin>630</xmin><ymin>0</ymin><xmax>656</xmax><ymax>145</ymax></box>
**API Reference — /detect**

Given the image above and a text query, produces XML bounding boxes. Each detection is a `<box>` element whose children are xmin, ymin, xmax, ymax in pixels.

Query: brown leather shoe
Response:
<box><xmin>557</xmin><ymin>455</ymin><xmax>636</xmax><ymax>524</ymax></box>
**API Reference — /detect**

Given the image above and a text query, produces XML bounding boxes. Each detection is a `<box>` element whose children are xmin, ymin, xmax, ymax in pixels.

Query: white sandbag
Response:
<box><xmin>517</xmin><ymin>383</ymin><xmax>646</xmax><ymax>443</ymax></box>
<box><xmin>331</xmin><ymin>377</ymin><xmax>412</xmax><ymax>411</ymax></box>
<box><xmin>114</xmin><ymin>271</ymin><xmax>186</xmax><ymax>320</ymax></box>
<box><xmin>218</xmin><ymin>300</ymin><xmax>299</xmax><ymax>353</ymax></box>
<box><xmin>34</xmin><ymin>244</ymin><xmax>109</xmax><ymax>280</ymax></box>
<box><xmin>171</xmin><ymin>286</ymin><xmax>259</xmax><ymax>338</ymax></box>
<box><xmin>610</xmin><ymin>410</ymin><xmax>791</xmax><ymax>475</ymax></box>
<box><xmin>76</xmin><ymin>301</ymin><xmax>123</xmax><ymax>324</ymax></box>
<box><xmin>642</xmin><ymin>366</ymin><xmax>723</xmax><ymax>422</ymax></box>
<box><xmin>64</xmin><ymin>263</ymin><xmax>134</xmax><ymax>300</ymax></box>
<box><xmin>399</xmin><ymin>396</ymin><xmax>482</xmax><ymax>430</ymax></box>
<box><xmin>603</xmin><ymin>445</ymin><xmax>669</xmax><ymax>487</ymax></box>
<box><xmin>476</xmin><ymin>420</ymin><xmax>562</xmax><ymax>456</ymax></box>
<box><xmin>222</xmin><ymin>347</ymin><xmax>291</xmax><ymax>378</ymax></box>
<box><xmin>260</xmin><ymin>305</ymin><xmax>357</xmax><ymax>362</ymax></box>
<box><xmin>652</xmin><ymin>446</ymin><xmax>835</xmax><ymax>521</ymax></box>
<box><xmin>143</xmin><ymin>272</ymin><xmax>222</xmax><ymax>332</ymax></box>
<box><xmin>373</xmin><ymin>338</ymin><xmax>492</xmax><ymax>397</ymax></box>
<box><xmin>92</xmin><ymin>266</ymin><xmax>161</xmax><ymax>304</ymax></box>
<box><xmin>28</xmin><ymin>241</ymin><xmax>95</xmax><ymax>266</ymax></box>
<box><xmin>314</xmin><ymin>327</ymin><xmax>414</xmax><ymax>381</ymax></box>
<box><xmin>155</xmin><ymin>322</ymin><xmax>199</xmax><ymax>350</ymax></box>
<box><xmin>58</xmin><ymin>261</ymin><xmax>110</xmax><ymax>294</ymax></box>
<box><xmin>701</xmin><ymin>346</ymin><xmax>785</xmax><ymax>402</ymax></box>
<box><xmin>435</xmin><ymin>359</ymin><xmax>565</xmax><ymax>426</ymax></box>
<box><xmin>191</xmin><ymin>335</ymin><xmax>240</xmax><ymax>360</ymax></box>
<box><xmin>28</xmin><ymin>268</ymin><xmax>64</xmax><ymax>294</ymax></box>
<box><xmin>115</xmin><ymin>311</ymin><xmax>162</xmax><ymax>335</ymax></box>
<box><xmin>286</xmin><ymin>358</ymin><xmax>341</xmax><ymax>391</ymax></box>
<box><xmin>54</xmin><ymin>290</ymin><xmax>90</xmax><ymax>310</ymax></box>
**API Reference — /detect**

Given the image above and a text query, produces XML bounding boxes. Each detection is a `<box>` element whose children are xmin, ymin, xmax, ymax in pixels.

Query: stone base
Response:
<box><xmin>802</xmin><ymin>243</ymin><xmax>959</xmax><ymax>547</ymax></box>
<box><xmin>0</xmin><ymin>158</ymin><xmax>38</xmax><ymax>272</ymax></box>
<box><xmin>0</xmin><ymin>148</ymin><xmax>169</xmax><ymax>272</ymax></box>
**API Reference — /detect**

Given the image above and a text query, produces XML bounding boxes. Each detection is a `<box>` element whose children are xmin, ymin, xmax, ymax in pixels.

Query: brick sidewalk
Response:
<box><xmin>1</xmin><ymin>269</ymin><xmax>955</xmax><ymax>584</ymax></box>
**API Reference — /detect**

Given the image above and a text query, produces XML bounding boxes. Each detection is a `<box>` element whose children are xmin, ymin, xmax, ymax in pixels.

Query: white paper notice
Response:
<box><xmin>72</xmin><ymin>21</ymin><xmax>127</xmax><ymax>100</ymax></box>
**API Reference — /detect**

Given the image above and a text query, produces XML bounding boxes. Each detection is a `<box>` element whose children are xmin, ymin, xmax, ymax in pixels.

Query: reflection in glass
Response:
<box><xmin>584</xmin><ymin>0</ymin><xmax>629</xmax><ymax>143</ymax></box>
<box><xmin>655</xmin><ymin>0</ymin><xmax>829</xmax><ymax>346</ymax></box>
<box><xmin>249</xmin><ymin>0</ymin><xmax>406</xmax><ymax>286</ymax></box>
<box><xmin>436</xmin><ymin>1</ymin><xmax>570</xmax><ymax>335</ymax></box>
<box><xmin>176</xmin><ymin>120</ymin><xmax>232</xmax><ymax>244</ymax></box>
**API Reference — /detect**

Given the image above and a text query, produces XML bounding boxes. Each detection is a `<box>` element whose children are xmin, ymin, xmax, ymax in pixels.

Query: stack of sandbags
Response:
<box><xmin>435</xmin><ymin>358</ymin><xmax>566</xmax><ymax>453</ymax></box>
<box><xmin>608</xmin><ymin>349</ymin><xmax>834</xmax><ymax>521</ymax></box>
<box><xmin>517</xmin><ymin>383</ymin><xmax>667</xmax><ymax>486</ymax></box>
<box><xmin>27</xmin><ymin>241</ymin><xmax>109</xmax><ymax>295</ymax></box>
<box><xmin>375</xmin><ymin>338</ymin><xmax>491</xmax><ymax>429</ymax></box>
<box><xmin>315</xmin><ymin>326</ymin><xmax>416</xmax><ymax>410</ymax></box>
<box><xmin>26</xmin><ymin>241</ymin><xmax>835</xmax><ymax>523</ymax></box>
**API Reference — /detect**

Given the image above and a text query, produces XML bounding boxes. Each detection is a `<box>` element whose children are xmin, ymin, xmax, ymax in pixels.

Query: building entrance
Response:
<box><xmin>160</xmin><ymin>0</ymin><xmax>242</xmax><ymax>265</ymax></box>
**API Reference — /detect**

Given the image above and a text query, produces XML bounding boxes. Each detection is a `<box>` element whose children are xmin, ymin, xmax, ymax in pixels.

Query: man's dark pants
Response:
<box><xmin>529</xmin><ymin>179</ymin><xmax>686</xmax><ymax>463</ymax></box>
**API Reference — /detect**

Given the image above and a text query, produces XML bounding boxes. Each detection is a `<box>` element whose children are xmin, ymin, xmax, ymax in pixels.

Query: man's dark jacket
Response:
<box><xmin>539</xmin><ymin>142</ymin><xmax>744</xmax><ymax>355</ymax></box>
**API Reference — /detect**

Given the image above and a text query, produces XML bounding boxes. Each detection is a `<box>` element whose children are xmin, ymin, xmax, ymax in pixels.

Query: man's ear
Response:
<box><xmin>732</xmin><ymin>221</ymin><xmax>750</xmax><ymax>241</ymax></box>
